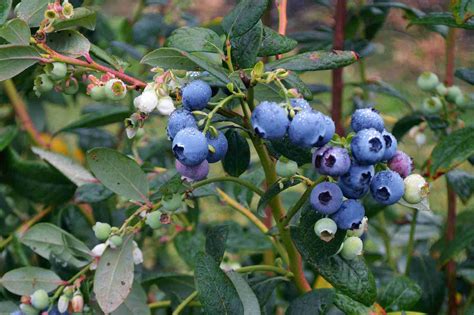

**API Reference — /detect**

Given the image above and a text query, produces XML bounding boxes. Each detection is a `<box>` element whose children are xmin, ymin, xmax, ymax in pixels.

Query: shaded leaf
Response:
<box><xmin>16</xmin><ymin>0</ymin><xmax>49</xmax><ymax>27</ymax></box>
<box><xmin>283</xmin><ymin>72</ymin><xmax>313</xmax><ymax>100</ymax></box>
<box><xmin>258</xmin><ymin>26</ymin><xmax>297</xmax><ymax>57</ymax></box>
<box><xmin>410</xmin><ymin>12</ymin><xmax>474</xmax><ymax>30</ymax></box>
<box><xmin>231</xmin><ymin>21</ymin><xmax>263</xmax><ymax>69</ymax></box>
<box><xmin>286</xmin><ymin>289</ymin><xmax>335</xmax><ymax>315</ymax></box>
<box><xmin>142</xmin><ymin>273</ymin><xmax>194</xmax><ymax>300</ymax></box>
<box><xmin>46</xmin><ymin>30</ymin><xmax>91</xmax><ymax>58</ymax></box>
<box><xmin>0</xmin><ymin>301</ymin><xmax>18</xmax><ymax>314</ymax></box>
<box><xmin>74</xmin><ymin>183</ymin><xmax>114</xmax><ymax>203</ymax></box>
<box><xmin>222</xmin><ymin>0</ymin><xmax>269</xmax><ymax>37</ymax></box>
<box><xmin>266</xmin><ymin>50</ymin><xmax>359</xmax><ymax>71</ymax></box>
<box><xmin>0</xmin><ymin>125</ymin><xmax>17</xmax><ymax>151</ymax></box>
<box><xmin>0</xmin><ymin>45</ymin><xmax>42</xmax><ymax>81</ymax></box>
<box><xmin>446</xmin><ymin>170</ymin><xmax>474</xmax><ymax>204</ymax></box>
<box><xmin>439</xmin><ymin>227</ymin><xmax>474</xmax><ymax>265</ymax></box>
<box><xmin>174</xmin><ymin>231</ymin><xmax>205</xmax><ymax>268</ymax></box>
<box><xmin>378</xmin><ymin>276</ymin><xmax>422</xmax><ymax>311</ymax></box>
<box><xmin>352</xmin><ymin>81</ymin><xmax>412</xmax><ymax>108</ymax></box>
<box><xmin>333</xmin><ymin>292</ymin><xmax>373</xmax><ymax>315</ymax></box>
<box><xmin>166</xmin><ymin>27</ymin><xmax>223</xmax><ymax>54</ymax></box>
<box><xmin>223</xmin><ymin>129</ymin><xmax>250</xmax><ymax>177</ymax></box>
<box><xmin>0</xmin><ymin>0</ymin><xmax>12</xmax><ymax>25</ymax></box>
<box><xmin>226</xmin><ymin>271</ymin><xmax>261</xmax><ymax>315</ymax></box>
<box><xmin>392</xmin><ymin>113</ymin><xmax>423</xmax><ymax>140</ymax></box>
<box><xmin>0</xmin><ymin>267</ymin><xmax>62</xmax><ymax>295</ymax></box>
<box><xmin>56</xmin><ymin>107</ymin><xmax>132</xmax><ymax>134</ymax></box>
<box><xmin>248</xmin><ymin>276</ymin><xmax>287</xmax><ymax>308</ymax></box>
<box><xmin>53</xmin><ymin>7</ymin><xmax>97</xmax><ymax>31</ymax></box>
<box><xmin>0</xmin><ymin>18</ymin><xmax>31</xmax><ymax>45</ymax></box>
<box><xmin>455</xmin><ymin>67</ymin><xmax>474</xmax><ymax>85</ymax></box>
<box><xmin>112</xmin><ymin>281</ymin><xmax>150</xmax><ymax>315</ymax></box>
<box><xmin>205</xmin><ymin>225</ymin><xmax>229</xmax><ymax>264</ymax></box>
<box><xmin>269</xmin><ymin>137</ymin><xmax>312</xmax><ymax>166</ymax></box>
<box><xmin>257</xmin><ymin>177</ymin><xmax>304</xmax><ymax>216</ymax></box>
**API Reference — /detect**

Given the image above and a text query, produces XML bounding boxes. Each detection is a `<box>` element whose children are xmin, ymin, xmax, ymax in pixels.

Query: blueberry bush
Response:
<box><xmin>0</xmin><ymin>0</ymin><xmax>473</xmax><ymax>314</ymax></box>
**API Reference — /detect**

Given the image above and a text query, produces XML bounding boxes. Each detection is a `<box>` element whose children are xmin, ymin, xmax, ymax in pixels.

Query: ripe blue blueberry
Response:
<box><xmin>338</xmin><ymin>163</ymin><xmax>374</xmax><ymax>199</ymax></box>
<box><xmin>331</xmin><ymin>199</ymin><xmax>365</xmax><ymax>230</ymax></box>
<box><xmin>388</xmin><ymin>150</ymin><xmax>413</xmax><ymax>178</ymax></box>
<box><xmin>172</xmin><ymin>127</ymin><xmax>208</xmax><ymax>166</ymax></box>
<box><xmin>315</xmin><ymin>115</ymin><xmax>335</xmax><ymax>147</ymax></box>
<box><xmin>370</xmin><ymin>170</ymin><xmax>404</xmax><ymax>205</ymax></box>
<box><xmin>350</xmin><ymin>128</ymin><xmax>385</xmax><ymax>165</ymax></box>
<box><xmin>288</xmin><ymin>110</ymin><xmax>326</xmax><ymax>148</ymax></box>
<box><xmin>206</xmin><ymin>131</ymin><xmax>228</xmax><ymax>163</ymax></box>
<box><xmin>167</xmin><ymin>109</ymin><xmax>198</xmax><ymax>140</ymax></box>
<box><xmin>251</xmin><ymin>101</ymin><xmax>289</xmax><ymax>140</ymax></box>
<box><xmin>350</xmin><ymin>108</ymin><xmax>384</xmax><ymax>133</ymax></box>
<box><xmin>313</xmin><ymin>146</ymin><xmax>351</xmax><ymax>176</ymax></box>
<box><xmin>289</xmin><ymin>98</ymin><xmax>311</xmax><ymax>111</ymax></box>
<box><xmin>381</xmin><ymin>130</ymin><xmax>397</xmax><ymax>161</ymax></box>
<box><xmin>182</xmin><ymin>80</ymin><xmax>212</xmax><ymax>110</ymax></box>
<box><xmin>176</xmin><ymin>159</ymin><xmax>209</xmax><ymax>181</ymax></box>
<box><xmin>310</xmin><ymin>182</ymin><xmax>343</xmax><ymax>215</ymax></box>
<box><xmin>48</xmin><ymin>305</ymin><xmax>69</xmax><ymax>315</ymax></box>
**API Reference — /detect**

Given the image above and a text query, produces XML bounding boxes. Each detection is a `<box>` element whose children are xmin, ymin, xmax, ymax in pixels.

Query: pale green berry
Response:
<box><xmin>455</xmin><ymin>94</ymin><xmax>469</xmax><ymax>107</ymax></box>
<box><xmin>105</xmin><ymin>79</ymin><xmax>127</xmax><ymax>101</ymax></box>
<box><xmin>146</xmin><ymin>211</ymin><xmax>162</xmax><ymax>229</ymax></box>
<box><xmin>162</xmin><ymin>193</ymin><xmax>182</xmax><ymax>212</ymax></box>
<box><xmin>90</xmin><ymin>85</ymin><xmax>106</xmax><ymax>101</ymax></box>
<box><xmin>110</xmin><ymin>235</ymin><xmax>123</xmax><ymax>248</ymax></box>
<box><xmin>19</xmin><ymin>303</ymin><xmax>38</xmax><ymax>315</ymax></box>
<box><xmin>34</xmin><ymin>74</ymin><xmax>54</xmax><ymax>93</ymax></box>
<box><xmin>435</xmin><ymin>83</ymin><xmax>448</xmax><ymax>96</ymax></box>
<box><xmin>46</xmin><ymin>62</ymin><xmax>68</xmax><ymax>80</ymax></box>
<box><xmin>403</xmin><ymin>174</ymin><xmax>429</xmax><ymax>204</ymax></box>
<box><xmin>340</xmin><ymin>236</ymin><xmax>363</xmax><ymax>260</ymax></box>
<box><xmin>30</xmin><ymin>289</ymin><xmax>49</xmax><ymax>310</ymax></box>
<box><xmin>62</xmin><ymin>77</ymin><xmax>79</xmax><ymax>95</ymax></box>
<box><xmin>276</xmin><ymin>158</ymin><xmax>299</xmax><ymax>177</ymax></box>
<box><xmin>314</xmin><ymin>217</ymin><xmax>337</xmax><ymax>242</ymax></box>
<box><xmin>347</xmin><ymin>216</ymin><xmax>368</xmax><ymax>237</ymax></box>
<box><xmin>446</xmin><ymin>85</ymin><xmax>462</xmax><ymax>103</ymax></box>
<box><xmin>93</xmin><ymin>222</ymin><xmax>111</xmax><ymax>241</ymax></box>
<box><xmin>422</xmin><ymin>96</ymin><xmax>442</xmax><ymax>114</ymax></box>
<box><xmin>417</xmin><ymin>72</ymin><xmax>439</xmax><ymax>91</ymax></box>
<box><xmin>58</xmin><ymin>294</ymin><xmax>70</xmax><ymax>313</ymax></box>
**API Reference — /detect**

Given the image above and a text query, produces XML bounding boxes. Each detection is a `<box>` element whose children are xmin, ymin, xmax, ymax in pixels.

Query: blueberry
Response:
<box><xmin>340</xmin><ymin>236</ymin><xmax>363</xmax><ymax>260</ymax></box>
<box><xmin>146</xmin><ymin>211</ymin><xmax>162</xmax><ymax>229</ymax></box>
<box><xmin>446</xmin><ymin>85</ymin><xmax>462</xmax><ymax>103</ymax></box>
<box><xmin>206</xmin><ymin>131</ymin><xmax>228</xmax><ymax>163</ymax></box>
<box><xmin>350</xmin><ymin>128</ymin><xmax>385</xmax><ymax>165</ymax></box>
<box><xmin>167</xmin><ymin>109</ymin><xmax>198</xmax><ymax>140</ymax></box>
<box><xmin>381</xmin><ymin>130</ymin><xmax>397</xmax><ymax>161</ymax></box>
<box><xmin>314</xmin><ymin>217</ymin><xmax>338</xmax><ymax>242</ymax></box>
<box><xmin>49</xmin><ymin>304</ymin><xmax>69</xmax><ymax>315</ymax></box>
<box><xmin>338</xmin><ymin>163</ymin><xmax>374</xmax><ymax>199</ymax></box>
<box><xmin>276</xmin><ymin>158</ymin><xmax>299</xmax><ymax>177</ymax></box>
<box><xmin>251</xmin><ymin>101</ymin><xmax>289</xmax><ymax>140</ymax></box>
<box><xmin>110</xmin><ymin>235</ymin><xmax>123</xmax><ymax>248</ymax></box>
<box><xmin>313</xmin><ymin>146</ymin><xmax>351</xmax><ymax>177</ymax></box>
<box><xmin>315</xmin><ymin>115</ymin><xmax>335</xmax><ymax>147</ymax></box>
<box><xmin>388</xmin><ymin>150</ymin><xmax>413</xmax><ymax>178</ymax></box>
<box><xmin>422</xmin><ymin>96</ymin><xmax>442</xmax><ymax>114</ymax></box>
<box><xmin>288</xmin><ymin>110</ymin><xmax>326</xmax><ymax>147</ymax></box>
<box><xmin>310</xmin><ymin>182</ymin><xmax>343</xmax><ymax>215</ymax></box>
<box><xmin>45</xmin><ymin>62</ymin><xmax>68</xmax><ymax>80</ymax></box>
<box><xmin>403</xmin><ymin>174</ymin><xmax>429</xmax><ymax>204</ymax></box>
<box><xmin>289</xmin><ymin>98</ymin><xmax>311</xmax><ymax>111</ymax></box>
<box><xmin>175</xmin><ymin>159</ymin><xmax>209</xmax><ymax>181</ymax></box>
<box><xmin>417</xmin><ymin>71</ymin><xmax>439</xmax><ymax>91</ymax></box>
<box><xmin>370</xmin><ymin>170</ymin><xmax>404</xmax><ymax>205</ymax></box>
<box><xmin>92</xmin><ymin>222</ymin><xmax>111</xmax><ymax>241</ymax></box>
<box><xmin>172</xmin><ymin>127</ymin><xmax>208</xmax><ymax>166</ymax></box>
<box><xmin>182</xmin><ymin>80</ymin><xmax>212</xmax><ymax>110</ymax></box>
<box><xmin>331</xmin><ymin>199</ymin><xmax>365</xmax><ymax>230</ymax></box>
<box><xmin>31</xmin><ymin>289</ymin><xmax>49</xmax><ymax>310</ymax></box>
<box><xmin>350</xmin><ymin>108</ymin><xmax>384</xmax><ymax>132</ymax></box>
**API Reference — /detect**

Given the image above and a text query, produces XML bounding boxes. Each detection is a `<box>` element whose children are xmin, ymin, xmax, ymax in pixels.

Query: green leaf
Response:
<box><xmin>74</xmin><ymin>183</ymin><xmax>114</xmax><ymax>203</ymax></box>
<box><xmin>86</xmin><ymin>148</ymin><xmax>149</xmax><ymax>202</ymax></box>
<box><xmin>21</xmin><ymin>223</ymin><xmax>92</xmax><ymax>268</ymax></box>
<box><xmin>0</xmin><ymin>125</ymin><xmax>17</xmax><ymax>151</ymax></box>
<box><xmin>0</xmin><ymin>301</ymin><xmax>18</xmax><ymax>314</ymax></box>
<box><xmin>194</xmin><ymin>252</ymin><xmax>244</xmax><ymax>314</ymax></box>
<box><xmin>56</xmin><ymin>107</ymin><xmax>132</xmax><ymax>134</ymax></box>
<box><xmin>258</xmin><ymin>26</ymin><xmax>297</xmax><ymax>57</ymax></box>
<box><xmin>333</xmin><ymin>292</ymin><xmax>373</xmax><ymax>315</ymax></box>
<box><xmin>0</xmin><ymin>148</ymin><xmax>76</xmax><ymax>204</ymax></box>
<box><xmin>440</xmin><ymin>227</ymin><xmax>474</xmax><ymax>264</ymax></box>
<box><xmin>165</xmin><ymin>27</ymin><xmax>223</xmax><ymax>54</ymax></box>
<box><xmin>266</xmin><ymin>50</ymin><xmax>359</xmax><ymax>71</ymax></box>
<box><xmin>248</xmin><ymin>276</ymin><xmax>287</xmax><ymax>308</ymax></box>
<box><xmin>447</xmin><ymin>170</ymin><xmax>474</xmax><ymax>204</ymax></box>
<box><xmin>269</xmin><ymin>137</ymin><xmax>312</xmax><ymax>166</ymax></box>
<box><xmin>205</xmin><ymin>225</ymin><xmax>229</xmax><ymax>264</ymax></box>
<box><xmin>32</xmin><ymin>147</ymin><xmax>95</xmax><ymax>187</ymax></box>
<box><xmin>0</xmin><ymin>0</ymin><xmax>12</xmax><ymax>25</ymax></box>
<box><xmin>430</xmin><ymin>126</ymin><xmax>474</xmax><ymax>175</ymax></box>
<box><xmin>257</xmin><ymin>178</ymin><xmax>304</xmax><ymax>216</ymax></box>
<box><xmin>46</xmin><ymin>30</ymin><xmax>91</xmax><ymax>58</ymax></box>
<box><xmin>231</xmin><ymin>21</ymin><xmax>263</xmax><ymax>69</ymax></box>
<box><xmin>53</xmin><ymin>7</ymin><xmax>97</xmax><ymax>31</ymax></box>
<box><xmin>283</xmin><ymin>73</ymin><xmax>313</xmax><ymax>100</ymax></box>
<box><xmin>16</xmin><ymin>0</ymin><xmax>49</xmax><ymax>27</ymax></box>
<box><xmin>142</xmin><ymin>273</ymin><xmax>195</xmax><ymax>300</ymax></box>
<box><xmin>174</xmin><ymin>231</ymin><xmax>205</xmax><ymax>268</ymax></box>
<box><xmin>455</xmin><ymin>67</ymin><xmax>474</xmax><ymax>85</ymax></box>
<box><xmin>352</xmin><ymin>81</ymin><xmax>412</xmax><ymax>108</ymax></box>
<box><xmin>94</xmin><ymin>235</ymin><xmax>135</xmax><ymax>314</ymax></box>
<box><xmin>0</xmin><ymin>45</ymin><xmax>42</xmax><ymax>81</ymax></box>
<box><xmin>0</xmin><ymin>267</ymin><xmax>62</xmax><ymax>295</ymax></box>
<box><xmin>226</xmin><ymin>271</ymin><xmax>261</xmax><ymax>315</ymax></box>
<box><xmin>222</xmin><ymin>0</ymin><xmax>269</xmax><ymax>37</ymax></box>
<box><xmin>0</xmin><ymin>18</ymin><xmax>31</xmax><ymax>45</ymax></box>
<box><xmin>286</xmin><ymin>289</ymin><xmax>335</xmax><ymax>315</ymax></box>
<box><xmin>392</xmin><ymin>113</ymin><xmax>424</xmax><ymax>140</ymax></box>
<box><xmin>410</xmin><ymin>12</ymin><xmax>474</xmax><ymax>30</ymax></box>
<box><xmin>451</xmin><ymin>0</ymin><xmax>472</xmax><ymax>24</ymax></box>
<box><xmin>112</xmin><ymin>281</ymin><xmax>150</xmax><ymax>315</ymax></box>
<box><xmin>142</xmin><ymin>47</ymin><xmax>230</xmax><ymax>84</ymax></box>
<box><xmin>378</xmin><ymin>276</ymin><xmax>422</xmax><ymax>311</ymax></box>
<box><xmin>223</xmin><ymin>129</ymin><xmax>250</xmax><ymax>177</ymax></box>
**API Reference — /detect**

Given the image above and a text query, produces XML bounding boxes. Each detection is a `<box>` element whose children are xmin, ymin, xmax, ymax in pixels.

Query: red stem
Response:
<box><xmin>331</xmin><ymin>0</ymin><xmax>346</xmax><ymax>135</ymax></box>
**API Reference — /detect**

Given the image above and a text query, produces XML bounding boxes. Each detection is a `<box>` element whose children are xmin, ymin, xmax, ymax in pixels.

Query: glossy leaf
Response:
<box><xmin>286</xmin><ymin>289</ymin><xmax>335</xmax><ymax>315</ymax></box>
<box><xmin>74</xmin><ymin>183</ymin><xmax>114</xmax><ymax>203</ymax></box>
<box><xmin>112</xmin><ymin>281</ymin><xmax>150</xmax><ymax>315</ymax></box>
<box><xmin>430</xmin><ymin>126</ymin><xmax>474</xmax><ymax>175</ymax></box>
<box><xmin>0</xmin><ymin>19</ymin><xmax>31</xmax><ymax>45</ymax></box>
<box><xmin>0</xmin><ymin>0</ymin><xmax>12</xmax><ymax>25</ymax></box>
<box><xmin>21</xmin><ymin>223</ymin><xmax>91</xmax><ymax>268</ymax></box>
<box><xmin>231</xmin><ymin>21</ymin><xmax>263</xmax><ymax>69</ymax></box>
<box><xmin>257</xmin><ymin>177</ymin><xmax>304</xmax><ymax>216</ymax></box>
<box><xmin>258</xmin><ymin>26</ymin><xmax>297</xmax><ymax>57</ymax></box>
<box><xmin>447</xmin><ymin>170</ymin><xmax>474</xmax><ymax>203</ymax></box>
<box><xmin>0</xmin><ymin>126</ymin><xmax>17</xmax><ymax>151</ymax></box>
<box><xmin>266</xmin><ymin>50</ymin><xmax>359</xmax><ymax>71</ymax></box>
<box><xmin>205</xmin><ymin>225</ymin><xmax>229</xmax><ymax>264</ymax></box>
<box><xmin>16</xmin><ymin>0</ymin><xmax>49</xmax><ymax>27</ymax></box>
<box><xmin>53</xmin><ymin>7</ymin><xmax>97</xmax><ymax>31</ymax></box>
<box><xmin>283</xmin><ymin>73</ymin><xmax>313</xmax><ymax>100</ymax></box>
<box><xmin>392</xmin><ymin>113</ymin><xmax>424</xmax><ymax>140</ymax></box>
<box><xmin>333</xmin><ymin>292</ymin><xmax>373</xmax><ymax>315</ymax></box>
<box><xmin>0</xmin><ymin>267</ymin><xmax>62</xmax><ymax>295</ymax></box>
<box><xmin>0</xmin><ymin>45</ymin><xmax>42</xmax><ymax>81</ymax></box>
<box><xmin>222</xmin><ymin>0</ymin><xmax>269</xmax><ymax>37</ymax></box>
<box><xmin>165</xmin><ymin>27</ymin><xmax>223</xmax><ymax>54</ymax></box>
<box><xmin>455</xmin><ymin>67</ymin><xmax>474</xmax><ymax>85</ymax></box>
<box><xmin>46</xmin><ymin>30</ymin><xmax>91</xmax><ymax>58</ymax></box>
<box><xmin>410</xmin><ymin>12</ymin><xmax>474</xmax><ymax>30</ymax></box>
<box><xmin>56</xmin><ymin>107</ymin><xmax>132</xmax><ymax>134</ymax></box>
<box><xmin>226</xmin><ymin>271</ymin><xmax>261</xmax><ymax>315</ymax></box>
<box><xmin>223</xmin><ymin>129</ymin><xmax>250</xmax><ymax>177</ymax></box>
<box><xmin>87</xmin><ymin>148</ymin><xmax>149</xmax><ymax>202</ymax></box>
<box><xmin>378</xmin><ymin>276</ymin><xmax>422</xmax><ymax>311</ymax></box>
<box><xmin>94</xmin><ymin>235</ymin><xmax>135</xmax><ymax>314</ymax></box>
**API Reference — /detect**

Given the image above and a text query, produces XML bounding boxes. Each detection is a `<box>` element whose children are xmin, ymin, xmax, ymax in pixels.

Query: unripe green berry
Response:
<box><xmin>455</xmin><ymin>94</ymin><xmax>468</xmax><ymax>107</ymax></box>
<box><xmin>62</xmin><ymin>77</ymin><xmax>79</xmax><ymax>95</ymax></box>
<box><xmin>93</xmin><ymin>222</ymin><xmax>111</xmax><ymax>241</ymax></box>
<box><xmin>109</xmin><ymin>235</ymin><xmax>123</xmax><ymax>248</ymax></box>
<box><xmin>162</xmin><ymin>193</ymin><xmax>182</xmax><ymax>212</ymax></box>
<box><xmin>20</xmin><ymin>303</ymin><xmax>38</xmax><ymax>315</ymax></box>
<box><xmin>45</xmin><ymin>62</ymin><xmax>68</xmax><ymax>80</ymax></box>
<box><xmin>435</xmin><ymin>83</ymin><xmax>448</xmax><ymax>96</ymax></box>
<box><xmin>34</xmin><ymin>74</ymin><xmax>54</xmax><ymax>93</ymax></box>
<box><xmin>90</xmin><ymin>85</ymin><xmax>106</xmax><ymax>101</ymax></box>
<box><xmin>105</xmin><ymin>79</ymin><xmax>127</xmax><ymax>101</ymax></box>
<box><xmin>446</xmin><ymin>85</ymin><xmax>462</xmax><ymax>103</ymax></box>
<box><xmin>422</xmin><ymin>96</ymin><xmax>442</xmax><ymax>114</ymax></box>
<box><xmin>417</xmin><ymin>72</ymin><xmax>439</xmax><ymax>91</ymax></box>
<box><xmin>340</xmin><ymin>236</ymin><xmax>363</xmax><ymax>260</ymax></box>
<box><xmin>276</xmin><ymin>158</ymin><xmax>299</xmax><ymax>177</ymax></box>
<box><xmin>314</xmin><ymin>218</ymin><xmax>337</xmax><ymax>242</ymax></box>
<box><xmin>403</xmin><ymin>174</ymin><xmax>429</xmax><ymax>204</ymax></box>
<box><xmin>30</xmin><ymin>289</ymin><xmax>49</xmax><ymax>310</ymax></box>
<box><xmin>146</xmin><ymin>211</ymin><xmax>162</xmax><ymax>229</ymax></box>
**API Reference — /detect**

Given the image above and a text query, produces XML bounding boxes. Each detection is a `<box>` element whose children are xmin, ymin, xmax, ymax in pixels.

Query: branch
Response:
<box><xmin>192</xmin><ymin>176</ymin><xmax>265</xmax><ymax>196</ymax></box>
